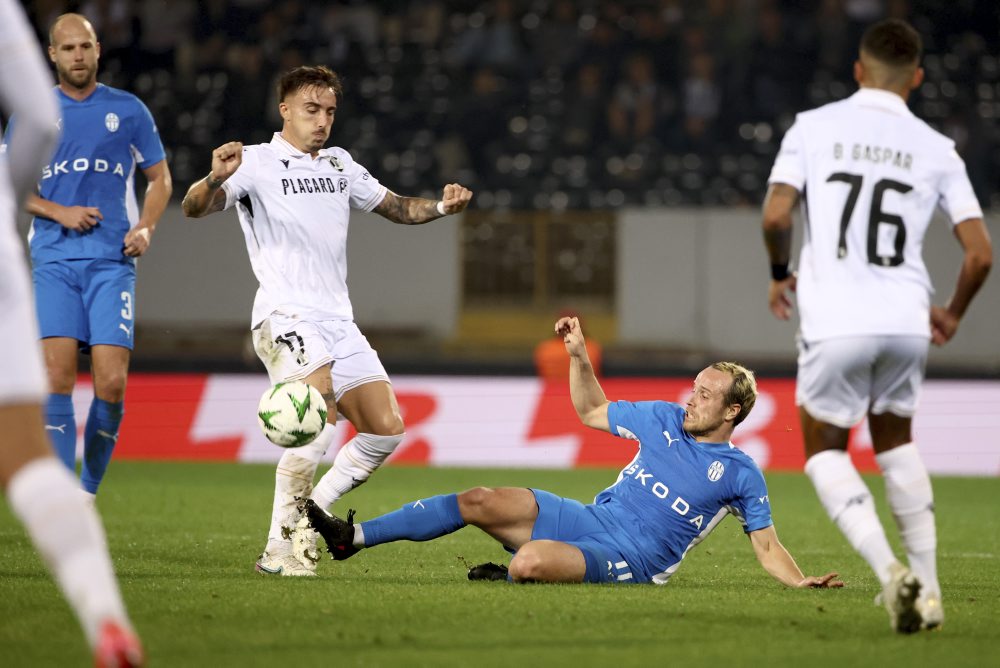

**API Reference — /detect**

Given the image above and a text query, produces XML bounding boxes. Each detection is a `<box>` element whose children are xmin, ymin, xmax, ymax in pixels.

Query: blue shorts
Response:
<box><xmin>528</xmin><ymin>489</ymin><xmax>641</xmax><ymax>584</ymax></box>
<box><xmin>33</xmin><ymin>259</ymin><xmax>136</xmax><ymax>351</ymax></box>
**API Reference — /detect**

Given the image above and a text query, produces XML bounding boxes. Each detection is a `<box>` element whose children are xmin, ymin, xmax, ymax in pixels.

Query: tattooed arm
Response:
<box><xmin>373</xmin><ymin>183</ymin><xmax>473</xmax><ymax>225</ymax></box>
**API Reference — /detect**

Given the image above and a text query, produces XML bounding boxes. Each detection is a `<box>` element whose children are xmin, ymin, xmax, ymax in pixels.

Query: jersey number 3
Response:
<box><xmin>827</xmin><ymin>172</ymin><xmax>913</xmax><ymax>267</ymax></box>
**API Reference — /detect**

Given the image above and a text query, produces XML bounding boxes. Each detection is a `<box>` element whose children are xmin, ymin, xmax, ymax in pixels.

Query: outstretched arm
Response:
<box><xmin>373</xmin><ymin>182</ymin><xmax>473</xmax><ymax>225</ymax></box>
<box><xmin>749</xmin><ymin>525</ymin><xmax>843</xmax><ymax>589</ymax></box>
<box><xmin>761</xmin><ymin>183</ymin><xmax>800</xmax><ymax>321</ymax></box>
<box><xmin>558</xmin><ymin>317</ymin><xmax>610</xmax><ymax>432</ymax></box>
<box><xmin>182</xmin><ymin>141</ymin><xmax>243</xmax><ymax>218</ymax></box>
<box><xmin>930</xmin><ymin>217</ymin><xmax>992</xmax><ymax>345</ymax></box>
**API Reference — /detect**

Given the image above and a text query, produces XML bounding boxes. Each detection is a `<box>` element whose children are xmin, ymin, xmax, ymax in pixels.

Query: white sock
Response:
<box><xmin>6</xmin><ymin>457</ymin><xmax>131</xmax><ymax>649</ymax></box>
<box><xmin>353</xmin><ymin>524</ymin><xmax>366</xmax><ymax>549</ymax></box>
<box><xmin>264</xmin><ymin>423</ymin><xmax>336</xmax><ymax>553</ymax></box>
<box><xmin>876</xmin><ymin>443</ymin><xmax>939</xmax><ymax>598</ymax></box>
<box><xmin>311</xmin><ymin>432</ymin><xmax>403</xmax><ymax>510</ymax></box>
<box><xmin>805</xmin><ymin>449</ymin><xmax>899</xmax><ymax>585</ymax></box>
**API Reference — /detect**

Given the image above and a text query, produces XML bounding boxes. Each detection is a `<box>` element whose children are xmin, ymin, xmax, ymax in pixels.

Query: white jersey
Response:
<box><xmin>222</xmin><ymin>133</ymin><xmax>387</xmax><ymax>327</ymax></box>
<box><xmin>0</xmin><ymin>0</ymin><xmax>59</xmax><ymax>402</ymax></box>
<box><xmin>768</xmin><ymin>88</ymin><xmax>982</xmax><ymax>341</ymax></box>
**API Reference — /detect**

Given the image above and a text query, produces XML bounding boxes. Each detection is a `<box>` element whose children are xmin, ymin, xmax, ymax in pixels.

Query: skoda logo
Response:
<box><xmin>105</xmin><ymin>112</ymin><xmax>120</xmax><ymax>132</ymax></box>
<box><xmin>707</xmin><ymin>460</ymin><xmax>725</xmax><ymax>482</ymax></box>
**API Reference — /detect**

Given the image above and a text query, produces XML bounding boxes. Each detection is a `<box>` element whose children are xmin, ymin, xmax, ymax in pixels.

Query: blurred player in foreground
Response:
<box><xmin>305</xmin><ymin>317</ymin><xmax>843</xmax><ymax>591</ymax></box>
<box><xmin>182</xmin><ymin>65</ymin><xmax>472</xmax><ymax>576</ymax></box>
<box><xmin>0</xmin><ymin>2</ymin><xmax>142</xmax><ymax>665</ymax></box>
<box><xmin>19</xmin><ymin>13</ymin><xmax>171</xmax><ymax>497</ymax></box>
<box><xmin>762</xmin><ymin>19</ymin><xmax>992</xmax><ymax>632</ymax></box>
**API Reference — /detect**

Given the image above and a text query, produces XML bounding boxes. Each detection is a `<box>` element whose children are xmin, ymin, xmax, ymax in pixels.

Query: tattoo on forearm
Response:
<box><xmin>374</xmin><ymin>192</ymin><xmax>440</xmax><ymax>225</ymax></box>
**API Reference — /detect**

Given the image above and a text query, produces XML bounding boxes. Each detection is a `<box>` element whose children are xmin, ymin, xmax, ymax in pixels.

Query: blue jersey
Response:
<box><xmin>27</xmin><ymin>84</ymin><xmax>165</xmax><ymax>264</ymax></box>
<box><xmin>596</xmin><ymin>401</ymin><xmax>773</xmax><ymax>583</ymax></box>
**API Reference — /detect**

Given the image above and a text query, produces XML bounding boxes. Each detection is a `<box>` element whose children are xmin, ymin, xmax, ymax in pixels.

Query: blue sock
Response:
<box><xmin>360</xmin><ymin>494</ymin><xmax>465</xmax><ymax>546</ymax></box>
<box><xmin>80</xmin><ymin>398</ymin><xmax>124</xmax><ymax>494</ymax></box>
<box><xmin>45</xmin><ymin>393</ymin><xmax>77</xmax><ymax>471</ymax></box>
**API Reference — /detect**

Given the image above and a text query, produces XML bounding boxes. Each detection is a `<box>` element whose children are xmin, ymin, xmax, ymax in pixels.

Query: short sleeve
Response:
<box><xmin>131</xmin><ymin>98</ymin><xmax>166</xmax><ymax>168</ymax></box>
<box><xmin>727</xmin><ymin>464</ymin><xmax>773</xmax><ymax>533</ymax></box>
<box><xmin>221</xmin><ymin>147</ymin><xmax>259</xmax><ymax>209</ymax></box>
<box><xmin>937</xmin><ymin>147</ymin><xmax>983</xmax><ymax>225</ymax></box>
<box><xmin>767</xmin><ymin>118</ymin><xmax>806</xmax><ymax>191</ymax></box>
<box><xmin>607</xmin><ymin>400</ymin><xmax>681</xmax><ymax>442</ymax></box>
<box><xmin>347</xmin><ymin>158</ymin><xmax>387</xmax><ymax>211</ymax></box>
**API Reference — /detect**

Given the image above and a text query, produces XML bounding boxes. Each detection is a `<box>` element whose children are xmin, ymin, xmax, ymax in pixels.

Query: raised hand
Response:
<box><xmin>210</xmin><ymin>141</ymin><xmax>244</xmax><ymax>183</ymax></box>
<box><xmin>440</xmin><ymin>183</ymin><xmax>473</xmax><ymax>214</ymax></box>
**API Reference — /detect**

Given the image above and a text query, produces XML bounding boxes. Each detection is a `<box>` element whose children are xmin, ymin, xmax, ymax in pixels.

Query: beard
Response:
<box><xmin>58</xmin><ymin>62</ymin><xmax>97</xmax><ymax>90</ymax></box>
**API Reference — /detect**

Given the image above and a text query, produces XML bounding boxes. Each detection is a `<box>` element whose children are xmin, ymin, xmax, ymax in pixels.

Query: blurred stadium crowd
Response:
<box><xmin>22</xmin><ymin>0</ymin><xmax>999</xmax><ymax>210</ymax></box>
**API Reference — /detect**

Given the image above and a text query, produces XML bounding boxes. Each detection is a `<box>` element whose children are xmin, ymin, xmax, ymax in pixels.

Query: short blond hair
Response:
<box><xmin>710</xmin><ymin>361</ymin><xmax>757</xmax><ymax>426</ymax></box>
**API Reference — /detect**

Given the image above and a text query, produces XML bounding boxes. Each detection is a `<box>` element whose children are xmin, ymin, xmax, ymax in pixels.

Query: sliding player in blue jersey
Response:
<box><xmin>305</xmin><ymin>317</ymin><xmax>843</xmax><ymax>589</ymax></box>
<box><xmin>22</xmin><ymin>14</ymin><xmax>172</xmax><ymax>497</ymax></box>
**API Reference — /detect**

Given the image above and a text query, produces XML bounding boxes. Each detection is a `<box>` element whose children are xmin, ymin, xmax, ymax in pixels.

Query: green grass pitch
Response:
<box><xmin>2</xmin><ymin>462</ymin><xmax>998</xmax><ymax>667</ymax></box>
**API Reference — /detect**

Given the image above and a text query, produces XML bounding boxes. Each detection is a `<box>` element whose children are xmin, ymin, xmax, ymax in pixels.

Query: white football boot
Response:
<box><xmin>882</xmin><ymin>562</ymin><xmax>923</xmax><ymax>633</ymax></box>
<box><xmin>292</xmin><ymin>515</ymin><xmax>321</xmax><ymax>570</ymax></box>
<box><xmin>917</xmin><ymin>594</ymin><xmax>944</xmax><ymax>631</ymax></box>
<box><xmin>255</xmin><ymin>547</ymin><xmax>316</xmax><ymax>577</ymax></box>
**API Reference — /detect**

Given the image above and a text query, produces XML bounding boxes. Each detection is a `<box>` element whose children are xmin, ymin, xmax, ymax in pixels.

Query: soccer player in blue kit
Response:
<box><xmin>305</xmin><ymin>317</ymin><xmax>843</xmax><ymax>588</ymax></box>
<box><xmin>21</xmin><ymin>14</ymin><xmax>172</xmax><ymax>496</ymax></box>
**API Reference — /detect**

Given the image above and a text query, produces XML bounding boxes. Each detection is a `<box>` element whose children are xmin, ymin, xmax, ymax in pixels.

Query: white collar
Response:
<box><xmin>849</xmin><ymin>88</ymin><xmax>914</xmax><ymax>117</ymax></box>
<box><xmin>270</xmin><ymin>132</ymin><xmax>311</xmax><ymax>158</ymax></box>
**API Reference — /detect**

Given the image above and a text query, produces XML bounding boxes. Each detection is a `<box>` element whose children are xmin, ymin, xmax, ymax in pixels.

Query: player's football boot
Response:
<box><xmin>467</xmin><ymin>562</ymin><xmax>509</xmax><ymax>581</ymax></box>
<box><xmin>292</xmin><ymin>515</ymin><xmax>322</xmax><ymax>568</ymax></box>
<box><xmin>917</xmin><ymin>594</ymin><xmax>944</xmax><ymax>631</ymax></box>
<box><xmin>302</xmin><ymin>499</ymin><xmax>359</xmax><ymax>560</ymax></box>
<box><xmin>882</xmin><ymin>562</ymin><xmax>923</xmax><ymax>633</ymax></box>
<box><xmin>255</xmin><ymin>549</ymin><xmax>317</xmax><ymax>577</ymax></box>
<box><xmin>93</xmin><ymin>620</ymin><xmax>144</xmax><ymax>668</ymax></box>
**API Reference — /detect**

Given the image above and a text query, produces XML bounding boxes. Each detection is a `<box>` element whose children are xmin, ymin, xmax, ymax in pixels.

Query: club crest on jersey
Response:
<box><xmin>326</xmin><ymin>156</ymin><xmax>344</xmax><ymax>171</ymax></box>
<box><xmin>105</xmin><ymin>112</ymin><xmax>120</xmax><ymax>132</ymax></box>
<box><xmin>707</xmin><ymin>461</ymin><xmax>725</xmax><ymax>482</ymax></box>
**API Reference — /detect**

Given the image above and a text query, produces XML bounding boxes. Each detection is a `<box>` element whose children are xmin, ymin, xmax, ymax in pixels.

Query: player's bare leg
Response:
<box><xmin>309</xmin><ymin>381</ymin><xmax>404</xmax><ymax>510</ymax></box>
<box><xmin>81</xmin><ymin>345</ymin><xmax>130</xmax><ymax>497</ymax></box>
<box><xmin>1</xmin><ymin>403</ymin><xmax>142</xmax><ymax>665</ymax></box>
<box><xmin>457</xmin><ymin>486</ymin><xmax>538</xmax><ymax>549</ymax></box>
<box><xmin>508</xmin><ymin>540</ymin><xmax>588</xmax><ymax>583</ymax></box>
<box><xmin>800</xmin><ymin>408</ymin><xmax>919</xmax><ymax>632</ymax></box>
<box><xmin>258</xmin><ymin>364</ymin><xmax>338</xmax><ymax>576</ymax></box>
<box><xmin>41</xmin><ymin>337</ymin><xmax>81</xmax><ymax>470</ymax></box>
<box><xmin>870</xmin><ymin>412</ymin><xmax>942</xmax><ymax>630</ymax></box>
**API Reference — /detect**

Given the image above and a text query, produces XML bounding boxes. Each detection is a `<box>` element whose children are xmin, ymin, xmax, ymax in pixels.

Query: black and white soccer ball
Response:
<box><xmin>257</xmin><ymin>381</ymin><xmax>328</xmax><ymax>448</ymax></box>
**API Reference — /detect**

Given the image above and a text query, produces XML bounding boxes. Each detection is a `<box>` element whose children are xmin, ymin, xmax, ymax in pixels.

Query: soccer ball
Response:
<box><xmin>257</xmin><ymin>381</ymin><xmax>328</xmax><ymax>448</ymax></box>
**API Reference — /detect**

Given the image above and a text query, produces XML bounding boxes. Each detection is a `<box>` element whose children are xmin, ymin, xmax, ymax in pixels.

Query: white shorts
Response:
<box><xmin>0</xmin><ymin>218</ymin><xmax>47</xmax><ymax>403</ymax></box>
<box><xmin>796</xmin><ymin>335</ymin><xmax>928</xmax><ymax>428</ymax></box>
<box><xmin>251</xmin><ymin>313</ymin><xmax>389</xmax><ymax>401</ymax></box>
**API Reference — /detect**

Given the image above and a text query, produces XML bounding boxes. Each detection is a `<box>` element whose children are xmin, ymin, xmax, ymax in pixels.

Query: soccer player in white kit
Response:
<box><xmin>762</xmin><ymin>19</ymin><xmax>992</xmax><ymax>633</ymax></box>
<box><xmin>182</xmin><ymin>65</ymin><xmax>472</xmax><ymax>577</ymax></box>
<box><xmin>0</xmin><ymin>2</ymin><xmax>143</xmax><ymax>665</ymax></box>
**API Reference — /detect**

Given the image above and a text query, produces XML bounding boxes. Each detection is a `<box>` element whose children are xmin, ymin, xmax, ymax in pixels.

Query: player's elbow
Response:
<box><xmin>180</xmin><ymin>194</ymin><xmax>203</xmax><ymax>218</ymax></box>
<box><xmin>967</xmin><ymin>247</ymin><xmax>993</xmax><ymax>277</ymax></box>
<box><xmin>762</xmin><ymin>210</ymin><xmax>792</xmax><ymax>233</ymax></box>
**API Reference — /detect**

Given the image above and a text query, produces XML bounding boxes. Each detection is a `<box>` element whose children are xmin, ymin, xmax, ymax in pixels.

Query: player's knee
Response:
<box><xmin>508</xmin><ymin>545</ymin><xmax>547</xmax><ymax>583</ymax></box>
<box><xmin>367</xmin><ymin>412</ymin><xmax>404</xmax><ymax>436</ymax></box>
<box><xmin>45</xmin><ymin>364</ymin><xmax>76</xmax><ymax>395</ymax></box>
<box><xmin>93</xmin><ymin>372</ymin><xmax>127</xmax><ymax>402</ymax></box>
<box><xmin>456</xmin><ymin>486</ymin><xmax>496</xmax><ymax>522</ymax></box>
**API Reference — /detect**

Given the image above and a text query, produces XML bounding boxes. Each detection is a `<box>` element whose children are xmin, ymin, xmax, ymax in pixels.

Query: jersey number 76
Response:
<box><xmin>827</xmin><ymin>172</ymin><xmax>913</xmax><ymax>267</ymax></box>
